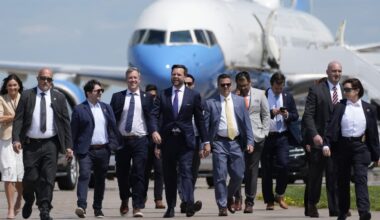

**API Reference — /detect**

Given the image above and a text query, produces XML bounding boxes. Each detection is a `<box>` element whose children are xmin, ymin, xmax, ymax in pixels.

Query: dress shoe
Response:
<box><xmin>243</xmin><ymin>202</ymin><xmax>253</xmax><ymax>213</ymax></box>
<box><xmin>337</xmin><ymin>214</ymin><xmax>347</xmax><ymax>220</ymax></box>
<box><xmin>275</xmin><ymin>195</ymin><xmax>288</xmax><ymax>209</ymax></box>
<box><xmin>133</xmin><ymin>208</ymin><xmax>144</xmax><ymax>217</ymax></box>
<box><xmin>94</xmin><ymin>209</ymin><xmax>104</xmax><ymax>218</ymax></box>
<box><xmin>359</xmin><ymin>212</ymin><xmax>371</xmax><ymax>220</ymax></box>
<box><xmin>186</xmin><ymin>203</ymin><xmax>195</xmax><ymax>217</ymax></box>
<box><xmin>266</xmin><ymin>202</ymin><xmax>274</xmax><ymax>210</ymax></box>
<box><xmin>155</xmin><ymin>200</ymin><xmax>166</xmax><ymax>209</ymax></box>
<box><xmin>40</xmin><ymin>212</ymin><xmax>53</xmax><ymax>220</ymax></box>
<box><xmin>119</xmin><ymin>200</ymin><xmax>129</xmax><ymax>216</ymax></box>
<box><xmin>75</xmin><ymin>207</ymin><xmax>86</xmax><ymax>218</ymax></box>
<box><xmin>346</xmin><ymin>211</ymin><xmax>352</xmax><ymax>217</ymax></box>
<box><xmin>218</xmin><ymin>208</ymin><xmax>228</xmax><ymax>216</ymax></box>
<box><xmin>227</xmin><ymin>198</ymin><xmax>235</xmax><ymax>213</ymax></box>
<box><xmin>194</xmin><ymin>200</ymin><xmax>202</xmax><ymax>212</ymax></box>
<box><xmin>22</xmin><ymin>202</ymin><xmax>33</xmax><ymax>219</ymax></box>
<box><xmin>163</xmin><ymin>208</ymin><xmax>175</xmax><ymax>218</ymax></box>
<box><xmin>329</xmin><ymin>210</ymin><xmax>339</xmax><ymax>216</ymax></box>
<box><xmin>234</xmin><ymin>197</ymin><xmax>242</xmax><ymax>211</ymax></box>
<box><xmin>307</xmin><ymin>204</ymin><xmax>319</xmax><ymax>218</ymax></box>
<box><xmin>180</xmin><ymin>202</ymin><xmax>187</xmax><ymax>213</ymax></box>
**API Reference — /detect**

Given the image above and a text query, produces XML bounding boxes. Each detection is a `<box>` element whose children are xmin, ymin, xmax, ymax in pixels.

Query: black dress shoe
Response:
<box><xmin>163</xmin><ymin>208</ymin><xmax>175</xmax><ymax>218</ymax></box>
<box><xmin>22</xmin><ymin>202</ymin><xmax>33</xmax><ymax>219</ymax></box>
<box><xmin>337</xmin><ymin>214</ymin><xmax>347</xmax><ymax>220</ymax></box>
<box><xmin>227</xmin><ymin>198</ymin><xmax>235</xmax><ymax>214</ymax></box>
<box><xmin>40</xmin><ymin>212</ymin><xmax>53</xmax><ymax>220</ymax></box>
<box><xmin>180</xmin><ymin>202</ymin><xmax>187</xmax><ymax>213</ymax></box>
<box><xmin>194</xmin><ymin>200</ymin><xmax>202</xmax><ymax>212</ymax></box>
<box><xmin>359</xmin><ymin>212</ymin><xmax>371</xmax><ymax>220</ymax></box>
<box><xmin>186</xmin><ymin>203</ymin><xmax>195</xmax><ymax>217</ymax></box>
<box><xmin>218</xmin><ymin>208</ymin><xmax>228</xmax><ymax>216</ymax></box>
<box><xmin>307</xmin><ymin>204</ymin><xmax>319</xmax><ymax>218</ymax></box>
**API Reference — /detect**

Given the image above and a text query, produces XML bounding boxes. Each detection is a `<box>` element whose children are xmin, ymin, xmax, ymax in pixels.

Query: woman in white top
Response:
<box><xmin>0</xmin><ymin>74</ymin><xmax>24</xmax><ymax>219</ymax></box>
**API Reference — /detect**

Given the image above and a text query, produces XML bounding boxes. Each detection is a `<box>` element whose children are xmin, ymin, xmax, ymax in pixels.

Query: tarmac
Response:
<box><xmin>1</xmin><ymin>177</ymin><xmax>379</xmax><ymax>220</ymax></box>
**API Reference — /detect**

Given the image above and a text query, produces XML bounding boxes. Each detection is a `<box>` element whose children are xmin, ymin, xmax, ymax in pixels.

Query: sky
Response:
<box><xmin>0</xmin><ymin>0</ymin><xmax>378</xmax><ymax>67</ymax></box>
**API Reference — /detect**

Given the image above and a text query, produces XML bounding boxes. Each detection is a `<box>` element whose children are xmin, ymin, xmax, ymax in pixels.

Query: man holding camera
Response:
<box><xmin>261</xmin><ymin>72</ymin><xmax>299</xmax><ymax>211</ymax></box>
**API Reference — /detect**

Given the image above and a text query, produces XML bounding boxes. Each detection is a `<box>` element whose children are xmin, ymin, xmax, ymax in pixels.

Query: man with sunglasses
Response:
<box><xmin>71</xmin><ymin>79</ymin><xmax>119</xmax><ymax>218</ymax></box>
<box><xmin>12</xmin><ymin>68</ymin><xmax>73</xmax><ymax>220</ymax></box>
<box><xmin>203</xmin><ymin>73</ymin><xmax>254</xmax><ymax>216</ymax></box>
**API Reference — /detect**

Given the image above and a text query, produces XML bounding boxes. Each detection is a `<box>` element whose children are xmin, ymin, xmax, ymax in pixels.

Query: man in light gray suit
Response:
<box><xmin>233</xmin><ymin>71</ymin><xmax>270</xmax><ymax>213</ymax></box>
<box><xmin>204</xmin><ymin>73</ymin><xmax>254</xmax><ymax>216</ymax></box>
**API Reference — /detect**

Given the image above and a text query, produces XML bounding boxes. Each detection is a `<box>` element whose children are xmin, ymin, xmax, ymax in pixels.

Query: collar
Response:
<box><xmin>220</xmin><ymin>93</ymin><xmax>232</xmax><ymax>101</ymax></box>
<box><xmin>347</xmin><ymin>99</ymin><xmax>362</xmax><ymax>107</ymax></box>
<box><xmin>127</xmin><ymin>89</ymin><xmax>140</xmax><ymax>96</ymax></box>
<box><xmin>37</xmin><ymin>87</ymin><xmax>50</xmax><ymax>96</ymax></box>
<box><xmin>327</xmin><ymin>80</ymin><xmax>339</xmax><ymax>91</ymax></box>
<box><xmin>87</xmin><ymin>100</ymin><xmax>100</xmax><ymax>108</ymax></box>
<box><xmin>172</xmin><ymin>84</ymin><xmax>185</xmax><ymax>93</ymax></box>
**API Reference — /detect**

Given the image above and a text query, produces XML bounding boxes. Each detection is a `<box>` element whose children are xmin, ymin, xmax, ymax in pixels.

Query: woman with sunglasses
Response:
<box><xmin>323</xmin><ymin>78</ymin><xmax>380</xmax><ymax>220</ymax></box>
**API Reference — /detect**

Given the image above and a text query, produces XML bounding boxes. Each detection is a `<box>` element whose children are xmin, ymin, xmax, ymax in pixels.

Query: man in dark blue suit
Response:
<box><xmin>262</xmin><ymin>72</ymin><xmax>299</xmax><ymax>211</ymax></box>
<box><xmin>151</xmin><ymin>64</ymin><xmax>210</xmax><ymax>218</ymax></box>
<box><xmin>110</xmin><ymin>67</ymin><xmax>154</xmax><ymax>217</ymax></box>
<box><xmin>203</xmin><ymin>73</ymin><xmax>254</xmax><ymax>216</ymax></box>
<box><xmin>71</xmin><ymin>79</ymin><xmax>119</xmax><ymax>218</ymax></box>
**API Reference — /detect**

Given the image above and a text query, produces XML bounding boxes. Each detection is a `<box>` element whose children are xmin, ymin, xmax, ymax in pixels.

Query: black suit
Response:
<box><xmin>12</xmin><ymin>87</ymin><xmax>72</xmax><ymax>209</ymax></box>
<box><xmin>325</xmin><ymin>99</ymin><xmax>380</xmax><ymax>217</ymax></box>
<box><xmin>301</xmin><ymin>80</ymin><xmax>339</xmax><ymax>215</ymax></box>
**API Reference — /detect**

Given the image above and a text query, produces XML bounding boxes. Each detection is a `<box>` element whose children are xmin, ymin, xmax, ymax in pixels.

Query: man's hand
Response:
<box><xmin>246</xmin><ymin>145</ymin><xmax>254</xmax><ymax>154</ymax></box>
<box><xmin>305</xmin><ymin>144</ymin><xmax>311</xmax><ymax>152</ymax></box>
<box><xmin>322</xmin><ymin>146</ymin><xmax>331</xmax><ymax>157</ymax></box>
<box><xmin>313</xmin><ymin>134</ymin><xmax>323</xmax><ymax>146</ymax></box>
<box><xmin>152</xmin><ymin>131</ymin><xmax>162</xmax><ymax>145</ymax></box>
<box><xmin>279</xmin><ymin>110</ymin><xmax>288</xmax><ymax>119</ymax></box>
<box><xmin>154</xmin><ymin>146</ymin><xmax>161</xmax><ymax>159</ymax></box>
<box><xmin>199</xmin><ymin>143</ymin><xmax>211</xmax><ymax>158</ymax></box>
<box><xmin>66</xmin><ymin>148</ymin><xmax>74</xmax><ymax>161</ymax></box>
<box><xmin>12</xmin><ymin>141</ymin><xmax>22</xmax><ymax>154</ymax></box>
<box><xmin>376</xmin><ymin>160</ymin><xmax>380</xmax><ymax>167</ymax></box>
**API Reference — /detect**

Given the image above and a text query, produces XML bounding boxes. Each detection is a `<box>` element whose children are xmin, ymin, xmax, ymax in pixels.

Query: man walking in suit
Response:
<box><xmin>302</xmin><ymin>61</ymin><xmax>342</xmax><ymax>217</ymax></box>
<box><xmin>71</xmin><ymin>79</ymin><xmax>119</xmax><ymax>218</ymax></box>
<box><xmin>110</xmin><ymin>67</ymin><xmax>153</xmax><ymax>217</ymax></box>
<box><xmin>12</xmin><ymin>68</ymin><xmax>73</xmax><ymax>220</ymax></box>
<box><xmin>151</xmin><ymin>64</ymin><xmax>210</xmax><ymax>218</ymax></box>
<box><xmin>262</xmin><ymin>72</ymin><xmax>299</xmax><ymax>211</ymax></box>
<box><xmin>204</xmin><ymin>73</ymin><xmax>254</xmax><ymax>216</ymax></box>
<box><xmin>233</xmin><ymin>71</ymin><xmax>270</xmax><ymax>213</ymax></box>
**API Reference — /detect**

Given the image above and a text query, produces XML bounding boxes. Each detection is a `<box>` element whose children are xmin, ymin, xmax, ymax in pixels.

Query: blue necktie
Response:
<box><xmin>40</xmin><ymin>92</ymin><xmax>46</xmax><ymax>133</ymax></box>
<box><xmin>173</xmin><ymin>89</ymin><xmax>179</xmax><ymax>118</ymax></box>
<box><xmin>125</xmin><ymin>93</ymin><xmax>135</xmax><ymax>133</ymax></box>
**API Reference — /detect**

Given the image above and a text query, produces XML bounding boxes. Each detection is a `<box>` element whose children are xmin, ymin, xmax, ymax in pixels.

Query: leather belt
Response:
<box><xmin>89</xmin><ymin>144</ymin><xmax>107</xmax><ymax>149</ymax></box>
<box><xmin>214</xmin><ymin>135</ymin><xmax>239</xmax><ymax>142</ymax></box>
<box><xmin>341</xmin><ymin>135</ymin><xmax>365</xmax><ymax>143</ymax></box>
<box><xmin>268</xmin><ymin>131</ymin><xmax>288</xmax><ymax>137</ymax></box>
<box><xmin>28</xmin><ymin>136</ymin><xmax>57</xmax><ymax>143</ymax></box>
<box><xmin>123</xmin><ymin>135</ymin><xmax>146</xmax><ymax>140</ymax></box>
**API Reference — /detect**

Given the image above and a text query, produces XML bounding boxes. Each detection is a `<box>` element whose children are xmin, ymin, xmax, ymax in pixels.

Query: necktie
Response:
<box><xmin>275</xmin><ymin>95</ymin><xmax>282</xmax><ymax>131</ymax></box>
<box><xmin>40</xmin><ymin>92</ymin><xmax>46</xmax><ymax>133</ymax></box>
<box><xmin>244</xmin><ymin>96</ymin><xmax>250</xmax><ymax>110</ymax></box>
<box><xmin>332</xmin><ymin>86</ymin><xmax>338</xmax><ymax>105</ymax></box>
<box><xmin>225</xmin><ymin>97</ymin><xmax>236</xmax><ymax>140</ymax></box>
<box><xmin>173</xmin><ymin>89</ymin><xmax>179</xmax><ymax>118</ymax></box>
<box><xmin>125</xmin><ymin>93</ymin><xmax>135</xmax><ymax>133</ymax></box>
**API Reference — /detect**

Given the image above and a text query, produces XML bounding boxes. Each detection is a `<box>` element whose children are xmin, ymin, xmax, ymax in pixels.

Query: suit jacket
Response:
<box><xmin>324</xmin><ymin>99</ymin><xmax>380</xmax><ymax>162</ymax></box>
<box><xmin>265</xmin><ymin>89</ymin><xmax>300</xmax><ymax>145</ymax></box>
<box><xmin>204</xmin><ymin>93</ymin><xmax>254</xmax><ymax>150</ymax></box>
<box><xmin>12</xmin><ymin>87</ymin><xmax>72</xmax><ymax>154</ymax></box>
<box><xmin>0</xmin><ymin>93</ymin><xmax>20</xmax><ymax>140</ymax></box>
<box><xmin>150</xmin><ymin>87</ymin><xmax>209</xmax><ymax>149</ymax></box>
<box><xmin>246</xmin><ymin>87</ymin><xmax>270</xmax><ymax>142</ymax></box>
<box><xmin>71</xmin><ymin>101</ymin><xmax>119</xmax><ymax>154</ymax></box>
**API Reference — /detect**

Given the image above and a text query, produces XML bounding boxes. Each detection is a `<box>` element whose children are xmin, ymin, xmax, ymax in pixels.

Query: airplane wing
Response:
<box><xmin>349</xmin><ymin>43</ymin><xmax>380</xmax><ymax>71</ymax></box>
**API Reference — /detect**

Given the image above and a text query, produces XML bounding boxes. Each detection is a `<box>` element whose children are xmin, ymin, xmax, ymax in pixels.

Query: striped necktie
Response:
<box><xmin>332</xmin><ymin>86</ymin><xmax>338</xmax><ymax>105</ymax></box>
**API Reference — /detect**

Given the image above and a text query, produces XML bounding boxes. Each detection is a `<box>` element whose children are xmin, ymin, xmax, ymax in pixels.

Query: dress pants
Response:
<box><xmin>212</xmin><ymin>138</ymin><xmax>245</xmax><ymax>208</ymax></box>
<box><xmin>261</xmin><ymin>133</ymin><xmax>289</xmax><ymax>203</ymax></box>
<box><xmin>144</xmin><ymin>140</ymin><xmax>164</xmax><ymax>201</ymax></box>
<box><xmin>76</xmin><ymin>147</ymin><xmax>110</xmax><ymax>210</ymax></box>
<box><xmin>116</xmin><ymin>136</ymin><xmax>148</xmax><ymax>209</ymax></box>
<box><xmin>22</xmin><ymin>137</ymin><xmax>58</xmax><ymax>209</ymax></box>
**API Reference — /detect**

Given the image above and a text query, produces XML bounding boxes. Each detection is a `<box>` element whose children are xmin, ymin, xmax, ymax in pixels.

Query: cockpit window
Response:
<box><xmin>194</xmin><ymin>29</ymin><xmax>208</xmax><ymax>45</ymax></box>
<box><xmin>131</xmin><ymin>29</ymin><xmax>146</xmax><ymax>45</ymax></box>
<box><xmin>206</xmin><ymin>30</ymin><xmax>217</xmax><ymax>45</ymax></box>
<box><xmin>144</xmin><ymin>30</ymin><xmax>166</xmax><ymax>44</ymax></box>
<box><xmin>169</xmin><ymin>30</ymin><xmax>193</xmax><ymax>43</ymax></box>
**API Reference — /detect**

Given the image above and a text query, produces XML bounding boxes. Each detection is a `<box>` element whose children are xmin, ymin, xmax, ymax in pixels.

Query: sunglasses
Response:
<box><xmin>343</xmin><ymin>87</ymin><xmax>355</xmax><ymax>93</ymax></box>
<box><xmin>220</xmin><ymin>83</ymin><xmax>231</xmax><ymax>88</ymax></box>
<box><xmin>184</xmin><ymin>82</ymin><xmax>193</xmax><ymax>87</ymax></box>
<box><xmin>93</xmin><ymin>88</ymin><xmax>104</xmax><ymax>94</ymax></box>
<box><xmin>331</xmin><ymin>69</ymin><xmax>342</xmax><ymax>73</ymax></box>
<box><xmin>38</xmin><ymin>76</ymin><xmax>53</xmax><ymax>82</ymax></box>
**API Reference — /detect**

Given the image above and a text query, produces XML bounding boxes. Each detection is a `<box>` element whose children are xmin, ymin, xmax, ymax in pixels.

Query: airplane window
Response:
<box><xmin>131</xmin><ymin>29</ymin><xmax>146</xmax><ymax>45</ymax></box>
<box><xmin>194</xmin><ymin>29</ymin><xmax>208</xmax><ymax>45</ymax></box>
<box><xmin>170</xmin><ymin>31</ymin><xmax>193</xmax><ymax>43</ymax></box>
<box><xmin>206</xmin><ymin>30</ymin><xmax>217</xmax><ymax>45</ymax></box>
<box><xmin>144</xmin><ymin>30</ymin><xmax>166</xmax><ymax>44</ymax></box>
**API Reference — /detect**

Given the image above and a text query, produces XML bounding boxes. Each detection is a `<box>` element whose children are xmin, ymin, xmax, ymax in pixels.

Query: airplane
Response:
<box><xmin>0</xmin><ymin>0</ymin><xmax>379</xmax><ymax>109</ymax></box>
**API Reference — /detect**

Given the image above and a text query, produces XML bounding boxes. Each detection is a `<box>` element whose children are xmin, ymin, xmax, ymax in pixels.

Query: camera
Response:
<box><xmin>280</xmin><ymin>107</ymin><xmax>287</xmax><ymax>112</ymax></box>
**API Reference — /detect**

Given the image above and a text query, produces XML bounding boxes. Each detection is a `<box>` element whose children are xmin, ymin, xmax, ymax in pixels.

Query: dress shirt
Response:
<box><xmin>217</xmin><ymin>94</ymin><xmax>239</xmax><ymax>137</ymax></box>
<box><xmin>327</xmin><ymin>80</ymin><xmax>343</xmax><ymax>102</ymax></box>
<box><xmin>118</xmin><ymin>89</ymin><xmax>148</xmax><ymax>136</ymax></box>
<box><xmin>171</xmin><ymin>85</ymin><xmax>185</xmax><ymax>114</ymax></box>
<box><xmin>27</xmin><ymin>88</ymin><xmax>56</xmax><ymax>139</ymax></box>
<box><xmin>341</xmin><ymin>99</ymin><xmax>366</xmax><ymax>137</ymax></box>
<box><xmin>88</xmin><ymin>101</ymin><xmax>108</xmax><ymax>145</ymax></box>
<box><xmin>267</xmin><ymin>89</ymin><xmax>287</xmax><ymax>132</ymax></box>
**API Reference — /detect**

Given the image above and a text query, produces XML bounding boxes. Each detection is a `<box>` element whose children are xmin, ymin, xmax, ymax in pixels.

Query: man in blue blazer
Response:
<box><xmin>71</xmin><ymin>79</ymin><xmax>119</xmax><ymax>218</ymax></box>
<box><xmin>204</xmin><ymin>73</ymin><xmax>254</xmax><ymax>216</ymax></box>
<box><xmin>151</xmin><ymin>64</ymin><xmax>210</xmax><ymax>218</ymax></box>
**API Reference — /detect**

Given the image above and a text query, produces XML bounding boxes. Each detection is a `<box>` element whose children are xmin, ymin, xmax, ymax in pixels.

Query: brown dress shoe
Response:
<box><xmin>234</xmin><ymin>197</ymin><xmax>242</xmax><ymax>211</ymax></box>
<box><xmin>275</xmin><ymin>195</ymin><xmax>288</xmax><ymax>209</ymax></box>
<box><xmin>266</xmin><ymin>202</ymin><xmax>274</xmax><ymax>210</ymax></box>
<box><xmin>243</xmin><ymin>202</ymin><xmax>253</xmax><ymax>213</ymax></box>
<box><xmin>155</xmin><ymin>200</ymin><xmax>166</xmax><ymax>209</ymax></box>
<box><xmin>120</xmin><ymin>200</ymin><xmax>129</xmax><ymax>216</ymax></box>
<box><xmin>227</xmin><ymin>198</ymin><xmax>235</xmax><ymax>213</ymax></box>
<box><xmin>218</xmin><ymin>208</ymin><xmax>228</xmax><ymax>216</ymax></box>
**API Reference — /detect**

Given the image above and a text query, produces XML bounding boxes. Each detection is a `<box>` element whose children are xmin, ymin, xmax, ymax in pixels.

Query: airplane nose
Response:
<box><xmin>128</xmin><ymin>44</ymin><xmax>225</xmax><ymax>93</ymax></box>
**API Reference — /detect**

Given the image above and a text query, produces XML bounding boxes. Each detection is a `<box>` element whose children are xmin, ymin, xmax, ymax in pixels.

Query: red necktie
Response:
<box><xmin>332</xmin><ymin>86</ymin><xmax>338</xmax><ymax>105</ymax></box>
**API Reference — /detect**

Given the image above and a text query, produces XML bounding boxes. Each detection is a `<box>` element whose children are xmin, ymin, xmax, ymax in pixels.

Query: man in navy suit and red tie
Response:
<box><xmin>151</xmin><ymin>64</ymin><xmax>210</xmax><ymax>218</ymax></box>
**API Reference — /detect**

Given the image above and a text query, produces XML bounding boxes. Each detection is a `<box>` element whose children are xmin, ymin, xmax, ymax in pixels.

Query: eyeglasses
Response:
<box><xmin>331</xmin><ymin>69</ymin><xmax>342</xmax><ymax>73</ymax></box>
<box><xmin>93</xmin><ymin>88</ymin><xmax>104</xmax><ymax>94</ymax></box>
<box><xmin>184</xmin><ymin>82</ymin><xmax>193</xmax><ymax>87</ymax></box>
<box><xmin>220</xmin><ymin>83</ymin><xmax>231</xmax><ymax>88</ymax></box>
<box><xmin>38</xmin><ymin>76</ymin><xmax>53</xmax><ymax>82</ymax></box>
<box><xmin>343</xmin><ymin>87</ymin><xmax>354</xmax><ymax>93</ymax></box>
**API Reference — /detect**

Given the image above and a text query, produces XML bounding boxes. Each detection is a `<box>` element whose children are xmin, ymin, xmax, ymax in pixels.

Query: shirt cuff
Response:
<box><xmin>322</xmin><ymin>146</ymin><xmax>330</xmax><ymax>150</ymax></box>
<box><xmin>200</xmin><ymin>141</ymin><xmax>210</xmax><ymax>150</ymax></box>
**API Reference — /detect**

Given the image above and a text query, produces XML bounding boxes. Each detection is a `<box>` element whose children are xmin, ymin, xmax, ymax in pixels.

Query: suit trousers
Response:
<box><xmin>212</xmin><ymin>138</ymin><xmax>245</xmax><ymax>208</ymax></box>
<box><xmin>161</xmin><ymin>134</ymin><xmax>194</xmax><ymax>208</ymax></box>
<box><xmin>305</xmin><ymin>147</ymin><xmax>339</xmax><ymax>214</ymax></box>
<box><xmin>116</xmin><ymin>136</ymin><xmax>148</xmax><ymax>209</ymax></box>
<box><xmin>144</xmin><ymin>140</ymin><xmax>164</xmax><ymax>201</ymax></box>
<box><xmin>336</xmin><ymin>139</ymin><xmax>371</xmax><ymax>216</ymax></box>
<box><xmin>76</xmin><ymin>147</ymin><xmax>110</xmax><ymax>210</ymax></box>
<box><xmin>261</xmin><ymin>133</ymin><xmax>289</xmax><ymax>203</ymax></box>
<box><xmin>22</xmin><ymin>137</ymin><xmax>58</xmax><ymax>209</ymax></box>
<box><xmin>234</xmin><ymin>140</ymin><xmax>264</xmax><ymax>204</ymax></box>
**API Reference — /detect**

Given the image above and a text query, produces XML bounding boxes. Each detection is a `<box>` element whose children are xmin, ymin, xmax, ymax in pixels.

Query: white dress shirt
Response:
<box><xmin>118</xmin><ymin>89</ymin><xmax>148</xmax><ymax>136</ymax></box>
<box><xmin>327</xmin><ymin>80</ymin><xmax>343</xmax><ymax>102</ymax></box>
<box><xmin>267</xmin><ymin>89</ymin><xmax>287</xmax><ymax>132</ymax></box>
<box><xmin>88</xmin><ymin>101</ymin><xmax>108</xmax><ymax>145</ymax></box>
<box><xmin>171</xmin><ymin>84</ymin><xmax>185</xmax><ymax>114</ymax></box>
<box><xmin>217</xmin><ymin>93</ymin><xmax>239</xmax><ymax>137</ymax></box>
<box><xmin>341</xmin><ymin>99</ymin><xmax>366</xmax><ymax>137</ymax></box>
<box><xmin>27</xmin><ymin>88</ymin><xmax>56</xmax><ymax>139</ymax></box>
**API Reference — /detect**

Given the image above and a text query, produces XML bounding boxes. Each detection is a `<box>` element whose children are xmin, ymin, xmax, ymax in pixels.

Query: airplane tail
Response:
<box><xmin>291</xmin><ymin>0</ymin><xmax>312</xmax><ymax>13</ymax></box>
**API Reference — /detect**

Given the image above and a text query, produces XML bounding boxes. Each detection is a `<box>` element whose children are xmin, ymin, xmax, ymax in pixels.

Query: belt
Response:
<box><xmin>89</xmin><ymin>144</ymin><xmax>107</xmax><ymax>150</ymax></box>
<box><xmin>28</xmin><ymin>136</ymin><xmax>57</xmax><ymax>143</ymax></box>
<box><xmin>214</xmin><ymin>135</ymin><xmax>239</xmax><ymax>142</ymax></box>
<box><xmin>123</xmin><ymin>135</ymin><xmax>146</xmax><ymax>140</ymax></box>
<box><xmin>341</xmin><ymin>135</ymin><xmax>365</xmax><ymax>143</ymax></box>
<box><xmin>268</xmin><ymin>131</ymin><xmax>288</xmax><ymax>137</ymax></box>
